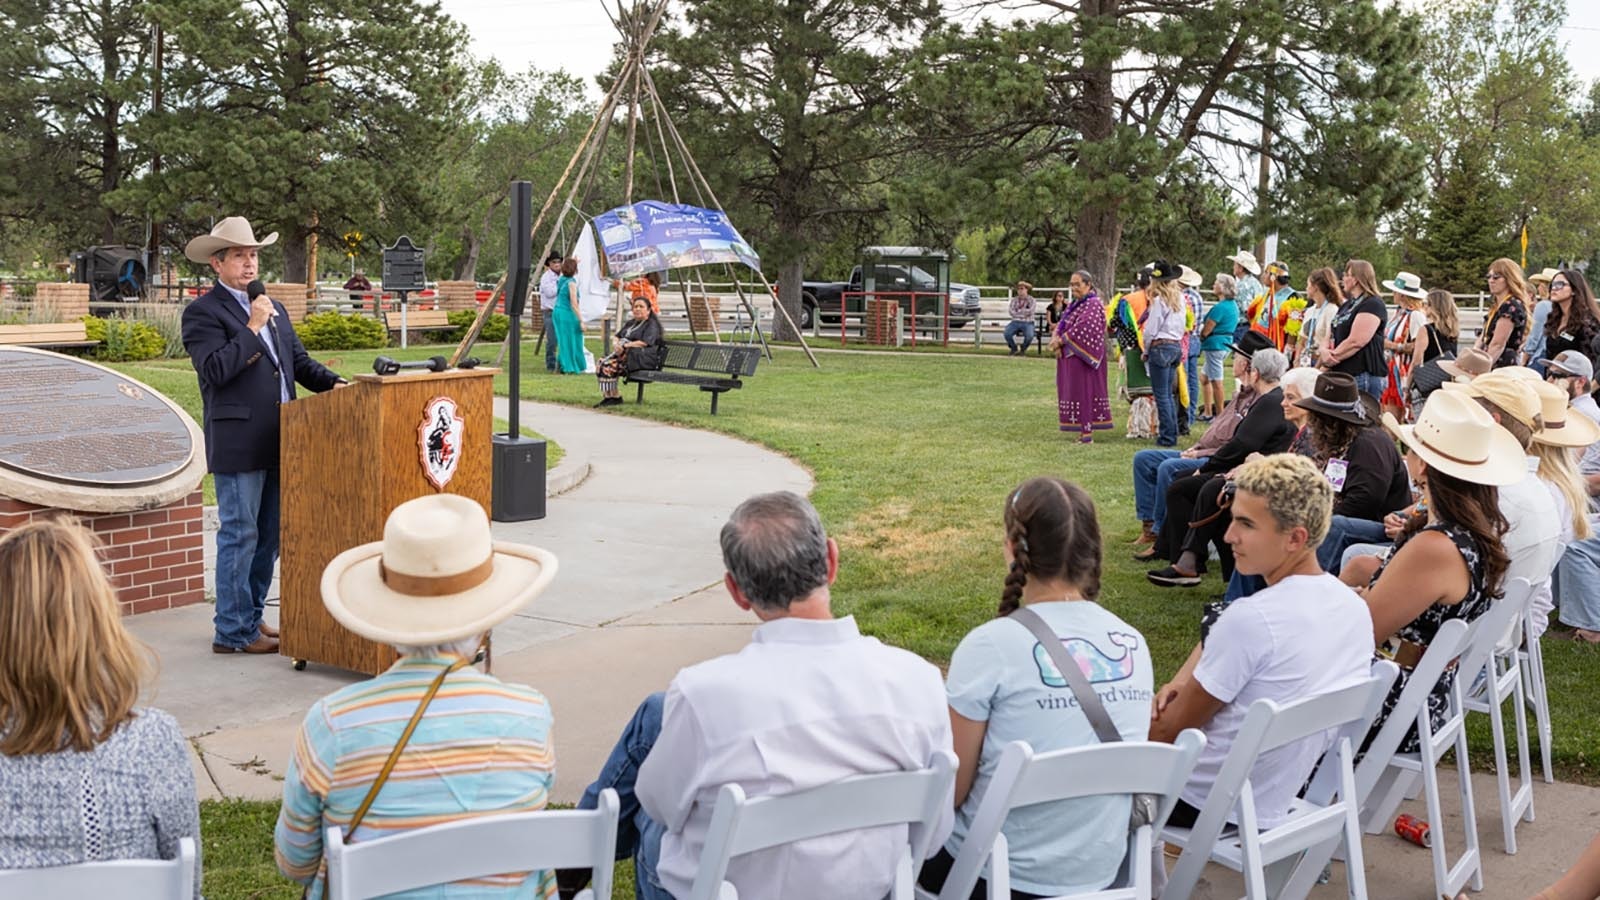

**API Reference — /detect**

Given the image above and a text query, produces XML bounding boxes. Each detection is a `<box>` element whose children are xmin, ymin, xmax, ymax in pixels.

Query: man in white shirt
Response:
<box><xmin>1151</xmin><ymin>454</ymin><xmax>1374</xmax><ymax>830</ymax></box>
<box><xmin>539</xmin><ymin>252</ymin><xmax>562</xmax><ymax>373</ymax></box>
<box><xmin>1541</xmin><ymin>351</ymin><xmax>1600</xmax><ymax>641</ymax></box>
<box><xmin>561</xmin><ymin>492</ymin><xmax>953</xmax><ymax>900</ymax></box>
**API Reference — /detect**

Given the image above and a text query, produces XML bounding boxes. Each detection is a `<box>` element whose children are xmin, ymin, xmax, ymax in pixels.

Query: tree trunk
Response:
<box><xmin>1073</xmin><ymin>0</ymin><xmax>1123</xmax><ymax>297</ymax></box>
<box><xmin>282</xmin><ymin>224</ymin><xmax>310</xmax><ymax>283</ymax></box>
<box><xmin>1076</xmin><ymin>200</ymin><xmax>1123</xmax><ymax>299</ymax></box>
<box><xmin>454</xmin><ymin>224</ymin><xmax>482</xmax><ymax>281</ymax></box>
<box><xmin>774</xmin><ymin>258</ymin><xmax>805</xmax><ymax>342</ymax></box>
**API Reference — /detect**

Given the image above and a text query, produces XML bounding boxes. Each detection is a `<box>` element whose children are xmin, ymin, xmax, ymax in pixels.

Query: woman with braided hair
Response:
<box><xmin>918</xmin><ymin>477</ymin><xmax>1153</xmax><ymax>899</ymax></box>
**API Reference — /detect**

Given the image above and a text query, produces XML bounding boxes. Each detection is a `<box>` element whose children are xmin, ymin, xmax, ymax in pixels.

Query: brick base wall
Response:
<box><xmin>0</xmin><ymin>492</ymin><xmax>206</xmax><ymax>615</ymax></box>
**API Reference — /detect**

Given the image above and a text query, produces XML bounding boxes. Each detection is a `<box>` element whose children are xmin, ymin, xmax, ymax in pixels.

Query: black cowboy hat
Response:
<box><xmin>1147</xmin><ymin>259</ymin><xmax>1183</xmax><ymax>283</ymax></box>
<box><xmin>1294</xmin><ymin>372</ymin><xmax>1370</xmax><ymax>425</ymax></box>
<box><xmin>1228</xmin><ymin>331</ymin><xmax>1274</xmax><ymax>359</ymax></box>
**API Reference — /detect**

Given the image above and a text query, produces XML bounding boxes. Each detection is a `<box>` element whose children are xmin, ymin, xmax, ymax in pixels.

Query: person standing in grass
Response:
<box><xmin>1049</xmin><ymin>270</ymin><xmax>1112</xmax><ymax>443</ymax></box>
<box><xmin>553</xmin><ymin>257</ymin><xmax>587</xmax><ymax>374</ymax></box>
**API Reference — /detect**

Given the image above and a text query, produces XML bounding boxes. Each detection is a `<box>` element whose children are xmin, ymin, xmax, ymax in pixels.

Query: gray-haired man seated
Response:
<box><xmin>560</xmin><ymin>491</ymin><xmax>953</xmax><ymax>900</ymax></box>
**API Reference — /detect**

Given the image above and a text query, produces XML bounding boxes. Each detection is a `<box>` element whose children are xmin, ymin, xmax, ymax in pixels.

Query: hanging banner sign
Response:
<box><xmin>591</xmin><ymin>201</ymin><xmax>761</xmax><ymax>279</ymax></box>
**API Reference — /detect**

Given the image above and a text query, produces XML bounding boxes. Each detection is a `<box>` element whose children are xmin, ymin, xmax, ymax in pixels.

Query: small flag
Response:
<box><xmin>1521</xmin><ymin>224</ymin><xmax>1529</xmax><ymax>270</ymax></box>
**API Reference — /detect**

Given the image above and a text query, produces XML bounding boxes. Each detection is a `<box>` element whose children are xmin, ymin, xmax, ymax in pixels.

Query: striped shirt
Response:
<box><xmin>275</xmin><ymin>655</ymin><xmax>556</xmax><ymax>899</ymax></box>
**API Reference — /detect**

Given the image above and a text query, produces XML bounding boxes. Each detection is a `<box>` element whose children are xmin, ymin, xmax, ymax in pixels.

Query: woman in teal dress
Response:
<box><xmin>552</xmin><ymin>257</ymin><xmax>586</xmax><ymax>374</ymax></box>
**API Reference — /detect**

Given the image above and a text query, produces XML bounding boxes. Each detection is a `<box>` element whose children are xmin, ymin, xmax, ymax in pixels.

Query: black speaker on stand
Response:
<box><xmin>491</xmin><ymin>180</ymin><xmax>546</xmax><ymax>522</ymax></box>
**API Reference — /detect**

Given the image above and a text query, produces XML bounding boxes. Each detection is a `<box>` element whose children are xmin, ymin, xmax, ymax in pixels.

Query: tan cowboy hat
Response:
<box><xmin>1443</xmin><ymin>368</ymin><xmax>1543</xmax><ymax>431</ymax></box>
<box><xmin>321</xmin><ymin>494</ymin><xmax>558</xmax><ymax>645</ymax></box>
<box><xmin>1529</xmin><ymin>267</ymin><xmax>1561</xmax><ymax>285</ymax></box>
<box><xmin>1381</xmin><ymin>271</ymin><xmax>1427</xmax><ymax>300</ymax></box>
<box><xmin>184</xmin><ymin>216</ymin><xmax>279</xmax><ymax>263</ymax></box>
<box><xmin>1178</xmin><ymin>265</ymin><xmax>1203</xmax><ymax>288</ymax></box>
<box><xmin>1227</xmin><ymin>250</ymin><xmax>1262</xmax><ymax>276</ymax></box>
<box><xmin>1531</xmin><ymin>380</ymin><xmax>1600</xmax><ymax>447</ymax></box>
<box><xmin>1438</xmin><ymin>348</ymin><xmax>1492</xmax><ymax>381</ymax></box>
<box><xmin>1382</xmin><ymin>390</ymin><xmax>1525</xmax><ymax>485</ymax></box>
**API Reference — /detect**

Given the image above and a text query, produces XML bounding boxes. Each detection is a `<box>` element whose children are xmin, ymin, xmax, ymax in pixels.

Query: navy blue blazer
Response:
<box><xmin>181</xmin><ymin>282</ymin><xmax>341</xmax><ymax>473</ymax></box>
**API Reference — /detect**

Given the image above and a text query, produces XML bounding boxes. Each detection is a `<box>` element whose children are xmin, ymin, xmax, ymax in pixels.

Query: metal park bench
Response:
<box><xmin>625</xmin><ymin>340</ymin><xmax>761</xmax><ymax>415</ymax></box>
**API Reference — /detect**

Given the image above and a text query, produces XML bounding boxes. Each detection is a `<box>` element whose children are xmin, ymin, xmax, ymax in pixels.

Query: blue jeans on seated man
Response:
<box><xmin>1556</xmin><ymin>537</ymin><xmax>1600</xmax><ymax>632</ymax></box>
<box><xmin>1003</xmin><ymin>320</ymin><xmax>1036</xmax><ymax>353</ymax></box>
<box><xmin>575</xmin><ymin>692</ymin><xmax>674</xmax><ymax>900</ymax></box>
<box><xmin>212</xmin><ymin>469</ymin><xmax>279</xmax><ymax>648</ymax></box>
<box><xmin>1132</xmin><ymin>449</ymin><xmax>1206</xmax><ymax>530</ymax></box>
<box><xmin>1147</xmin><ymin>342</ymin><xmax>1183</xmax><ymax>447</ymax></box>
<box><xmin>1317</xmin><ymin>515</ymin><xmax>1389</xmax><ymax>575</ymax></box>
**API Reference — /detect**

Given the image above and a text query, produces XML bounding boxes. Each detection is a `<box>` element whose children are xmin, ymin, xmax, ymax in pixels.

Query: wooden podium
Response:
<box><xmin>279</xmin><ymin>368</ymin><xmax>496</xmax><ymax>674</ymax></box>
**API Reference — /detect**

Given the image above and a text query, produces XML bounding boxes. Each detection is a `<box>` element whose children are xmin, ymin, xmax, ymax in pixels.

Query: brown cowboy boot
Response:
<box><xmin>1129</xmin><ymin>520</ymin><xmax>1156</xmax><ymax>545</ymax></box>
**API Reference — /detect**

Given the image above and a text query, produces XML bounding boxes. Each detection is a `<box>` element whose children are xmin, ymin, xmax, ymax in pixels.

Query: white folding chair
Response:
<box><xmin>324</xmin><ymin>789</ymin><xmax>620</xmax><ymax>900</ymax></box>
<box><xmin>1161</xmin><ymin>670</ymin><xmax>1393</xmax><ymax>900</ymax></box>
<box><xmin>916</xmin><ymin>731</ymin><xmax>1206</xmax><ymax>900</ymax></box>
<box><xmin>1517</xmin><ymin>592</ymin><xmax>1555</xmax><ymax>784</ymax></box>
<box><xmin>0</xmin><ymin>836</ymin><xmax>195</xmax><ymax>898</ymax></box>
<box><xmin>685</xmin><ymin>750</ymin><xmax>957</xmax><ymax>900</ymax></box>
<box><xmin>1464</xmin><ymin>579</ymin><xmax>1537</xmax><ymax>854</ymax></box>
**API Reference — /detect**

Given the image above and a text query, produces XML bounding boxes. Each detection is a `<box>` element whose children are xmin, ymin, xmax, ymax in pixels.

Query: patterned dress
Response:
<box><xmin>1055</xmin><ymin>291</ymin><xmax>1113</xmax><ymax>437</ymax></box>
<box><xmin>1482</xmin><ymin>298</ymin><xmax>1529</xmax><ymax>369</ymax></box>
<box><xmin>1381</xmin><ymin>308</ymin><xmax>1418</xmax><ymax>410</ymax></box>
<box><xmin>1364</xmin><ymin>523</ymin><xmax>1493</xmax><ymax>754</ymax></box>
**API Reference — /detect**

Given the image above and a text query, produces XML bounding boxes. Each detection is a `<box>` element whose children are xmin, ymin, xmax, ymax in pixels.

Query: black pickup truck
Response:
<box><xmin>799</xmin><ymin>264</ymin><xmax>982</xmax><ymax>329</ymax></box>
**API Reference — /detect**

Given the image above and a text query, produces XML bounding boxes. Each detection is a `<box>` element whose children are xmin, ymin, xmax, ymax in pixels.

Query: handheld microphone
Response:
<box><xmin>247</xmin><ymin>279</ymin><xmax>280</xmax><ymax>346</ymax></box>
<box><xmin>372</xmin><ymin>356</ymin><xmax>449</xmax><ymax>376</ymax></box>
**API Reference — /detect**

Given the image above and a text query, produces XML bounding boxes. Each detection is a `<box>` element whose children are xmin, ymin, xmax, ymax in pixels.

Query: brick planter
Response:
<box><xmin>265</xmin><ymin>282</ymin><xmax>307</xmax><ymax>322</ymax></box>
<box><xmin>35</xmin><ymin>282</ymin><xmax>90</xmax><ymax>320</ymax></box>
<box><xmin>688</xmin><ymin>295</ymin><xmax>721</xmax><ymax>332</ymax></box>
<box><xmin>437</xmin><ymin>280</ymin><xmax>478</xmax><ymax>311</ymax></box>
<box><xmin>0</xmin><ymin>491</ymin><xmax>206</xmax><ymax>615</ymax></box>
<box><xmin>866</xmin><ymin>299</ymin><xmax>901</xmax><ymax>346</ymax></box>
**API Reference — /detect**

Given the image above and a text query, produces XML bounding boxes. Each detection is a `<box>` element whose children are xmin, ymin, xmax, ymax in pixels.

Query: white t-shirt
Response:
<box><xmin>1502</xmin><ymin>458</ymin><xmax>1561</xmax><ymax>642</ymax></box>
<box><xmin>1183</xmin><ymin>573</ymin><xmax>1374</xmax><ymax>830</ymax></box>
<box><xmin>945</xmin><ymin>601</ymin><xmax>1154</xmax><ymax>896</ymax></box>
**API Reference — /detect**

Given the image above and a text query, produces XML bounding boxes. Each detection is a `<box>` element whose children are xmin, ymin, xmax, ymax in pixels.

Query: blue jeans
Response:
<box><xmin>1224</xmin><ymin>570</ymin><xmax>1266</xmax><ymax>604</ymax></box>
<box><xmin>212</xmin><ymin>469</ymin><xmax>280</xmax><ymax>648</ymax></box>
<box><xmin>1147</xmin><ymin>342</ymin><xmax>1182</xmax><ymax>446</ymax></box>
<box><xmin>1353</xmin><ymin>371</ymin><xmax>1383</xmax><ymax>400</ymax></box>
<box><xmin>1132</xmin><ymin>450</ymin><xmax>1205</xmax><ymax>530</ymax></box>
<box><xmin>1317</xmin><ymin>515</ymin><xmax>1389</xmax><ymax>575</ymax></box>
<box><xmin>579</xmin><ymin>692</ymin><xmax>673</xmax><ymax>900</ymax></box>
<box><xmin>1003</xmin><ymin>321</ymin><xmax>1036</xmax><ymax>353</ymax></box>
<box><xmin>1184</xmin><ymin>345</ymin><xmax>1200</xmax><ymax>419</ymax></box>
<box><xmin>1556</xmin><ymin>537</ymin><xmax>1600</xmax><ymax>631</ymax></box>
<box><xmin>542</xmin><ymin>314</ymin><xmax>559</xmax><ymax>372</ymax></box>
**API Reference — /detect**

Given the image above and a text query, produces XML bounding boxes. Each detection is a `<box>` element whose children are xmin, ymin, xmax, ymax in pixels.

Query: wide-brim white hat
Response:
<box><xmin>1382</xmin><ymin>389</ymin><xmax>1526</xmax><ymax>486</ymax></box>
<box><xmin>184</xmin><ymin>216</ymin><xmax>279</xmax><ymax>263</ymax></box>
<box><xmin>1178</xmin><ymin>265</ymin><xmax>1203</xmax><ymax>288</ymax></box>
<box><xmin>1381</xmin><ymin>271</ymin><xmax>1427</xmax><ymax>300</ymax></box>
<box><xmin>1531</xmin><ymin>380</ymin><xmax>1600</xmax><ymax>448</ymax></box>
<box><xmin>321</xmin><ymin>494</ymin><xmax>558</xmax><ymax>645</ymax></box>
<box><xmin>1227</xmin><ymin>250</ymin><xmax>1261</xmax><ymax>276</ymax></box>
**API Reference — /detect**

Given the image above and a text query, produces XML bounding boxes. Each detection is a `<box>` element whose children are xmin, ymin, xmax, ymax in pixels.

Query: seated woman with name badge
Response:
<box><xmin>595</xmin><ymin>295</ymin><xmax>666</xmax><ymax>407</ymax></box>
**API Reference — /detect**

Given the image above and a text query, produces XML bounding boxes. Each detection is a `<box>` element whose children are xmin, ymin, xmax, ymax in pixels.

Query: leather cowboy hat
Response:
<box><xmin>1382</xmin><ymin>389</ymin><xmax>1525</xmax><ymax>486</ymax></box>
<box><xmin>1227</xmin><ymin>250</ymin><xmax>1262</xmax><ymax>276</ymax></box>
<box><xmin>1294</xmin><ymin>372</ymin><xmax>1370</xmax><ymax>425</ymax></box>
<box><xmin>1438</xmin><ymin>348</ymin><xmax>1492</xmax><ymax>381</ymax></box>
<box><xmin>184</xmin><ymin>216</ymin><xmax>279</xmax><ymax>264</ymax></box>
<box><xmin>1531</xmin><ymin>380</ymin><xmax>1600</xmax><ymax>448</ymax></box>
<box><xmin>321</xmin><ymin>494</ymin><xmax>558</xmax><ymax>645</ymax></box>
<box><xmin>1381</xmin><ymin>271</ymin><xmax>1428</xmax><ymax>300</ymax></box>
<box><xmin>1228</xmin><ymin>330</ymin><xmax>1274</xmax><ymax>359</ymax></box>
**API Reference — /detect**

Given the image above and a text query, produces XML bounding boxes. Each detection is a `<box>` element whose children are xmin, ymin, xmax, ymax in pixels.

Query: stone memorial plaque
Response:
<box><xmin>0</xmin><ymin>348</ymin><xmax>195</xmax><ymax>486</ymax></box>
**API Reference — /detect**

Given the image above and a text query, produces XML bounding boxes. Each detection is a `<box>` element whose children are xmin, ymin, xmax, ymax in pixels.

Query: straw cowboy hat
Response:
<box><xmin>1178</xmin><ymin>265</ymin><xmax>1203</xmax><ymax>288</ymax></box>
<box><xmin>1382</xmin><ymin>389</ymin><xmax>1525</xmax><ymax>485</ymax></box>
<box><xmin>1438</xmin><ymin>348</ymin><xmax>1492</xmax><ymax>381</ymax></box>
<box><xmin>184</xmin><ymin>216</ymin><xmax>279</xmax><ymax>264</ymax></box>
<box><xmin>1443</xmin><ymin>368</ymin><xmax>1542</xmax><ymax>431</ymax></box>
<box><xmin>1227</xmin><ymin>250</ymin><xmax>1262</xmax><ymax>276</ymax></box>
<box><xmin>1295</xmin><ymin>372</ymin><xmax>1370</xmax><ymax>425</ymax></box>
<box><xmin>321</xmin><ymin>494</ymin><xmax>558</xmax><ymax>646</ymax></box>
<box><xmin>1529</xmin><ymin>268</ymin><xmax>1561</xmax><ymax>285</ymax></box>
<box><xmin>1381</xmin><ymin>271</ymin><xmax>1427</xmax><ymax>300</ymax></box>
<box><xmin>1531</xmin><ymin>380</ymin><xmax>1600</xmax><ymax>448</ymax></box>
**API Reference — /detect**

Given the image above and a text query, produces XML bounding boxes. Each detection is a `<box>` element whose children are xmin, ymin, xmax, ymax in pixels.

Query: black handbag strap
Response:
<box><xmin>1010</xmin><ymin>606</ymin><xmax>1122</xmax><ymax>745</ymax></box>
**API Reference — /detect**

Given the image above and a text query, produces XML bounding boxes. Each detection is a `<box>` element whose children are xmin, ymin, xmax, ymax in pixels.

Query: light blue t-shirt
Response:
<box><xmin>945</xmin><ymin>601</ymin><xmax>1155</xmax><ymax>896</ymax></box>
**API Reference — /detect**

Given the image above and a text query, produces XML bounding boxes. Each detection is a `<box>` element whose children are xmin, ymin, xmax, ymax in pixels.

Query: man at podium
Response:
<box><xmin>181</xmin><ymin>217</ymin><xmax>347</xmax><ymax>656</ymax></box>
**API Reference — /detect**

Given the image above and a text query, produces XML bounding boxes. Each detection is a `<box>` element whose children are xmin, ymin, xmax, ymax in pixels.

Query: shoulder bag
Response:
<box><xmin>1009</xmin><ymin>606</ymin><xmax>1159</xmax><ymax>827</ymax></box>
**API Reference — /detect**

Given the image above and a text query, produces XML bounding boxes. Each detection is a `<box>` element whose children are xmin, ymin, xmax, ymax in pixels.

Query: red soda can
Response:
<box><xmin>1395</xmin><ymin>814</ymin><xmax>1431</xmax><ymax>848</ymax></box>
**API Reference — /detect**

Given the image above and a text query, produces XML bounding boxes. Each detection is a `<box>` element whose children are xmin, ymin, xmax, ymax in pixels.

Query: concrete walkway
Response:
<box><xmin>123</xmin><ymin>398</ymin><xmax>1596</xmax><ymax>897</ymax></box>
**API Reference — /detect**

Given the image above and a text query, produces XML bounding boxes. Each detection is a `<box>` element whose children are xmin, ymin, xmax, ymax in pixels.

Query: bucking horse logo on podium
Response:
<box><xmin>418</xmin><ymin>396</ymin><xmax>464</xmax><ymax>490</ymax></box>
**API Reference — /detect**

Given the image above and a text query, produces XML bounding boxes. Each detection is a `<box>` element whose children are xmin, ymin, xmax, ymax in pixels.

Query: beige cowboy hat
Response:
<box><xmin>1443</xmin><ymin>368</ymin><xmax>1543</xmax><ymax>431</ymax></box>
<box><xmin>1178</xmin><ymin>265</ymin><xmax>1203</xmax><ymax>288</ymax></box>
<box><xmin>1227</xmin><ymin>250</ymin><xmax>1262</xmax><ymax>276</ymax></box>
<box><xmin>184</xmin><ymin>216</ymin><xmax>279</xmax><ymax>264</ymax></box>
<box><xmin>1531</xmin><ymin>380</ymin><xmax>1600</xmax><ymax>448</ymax></box>
<box><xmin>1382</xmin><ymin>389</ymin><xmax>1525</xmax><ymax>485</ymax></box>
<box><xmin>1438</xmin><ymin>348</ymin><xmax>1492</xmax><ymax>381</ymax></box>
<box><xmin>1529</xmin><ymin>267</ymin><xmax>1561</xmax><ymax>285</ymax></box>
<box><xmin>321</xmin><ymin>494</ymin><xmax>558</xmax><ymax>645</ymax></box>
<box><xmin>1381</xmin><ymin>271</ymin><xmax>1427</xmax><ymax>300</ymax></box>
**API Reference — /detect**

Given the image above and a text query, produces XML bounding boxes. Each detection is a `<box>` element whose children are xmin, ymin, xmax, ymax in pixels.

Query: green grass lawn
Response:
<box><xmin>123</xmin><ymin>338</ymin><xmax>1600</xmax><ymax>894</ymax></box>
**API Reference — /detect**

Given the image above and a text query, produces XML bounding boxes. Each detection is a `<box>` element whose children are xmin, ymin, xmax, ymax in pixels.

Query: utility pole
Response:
<box><xmin>1253</xmin><ymin>40</ymin><xmax>1279</xmax><ymax>264</ymax></box>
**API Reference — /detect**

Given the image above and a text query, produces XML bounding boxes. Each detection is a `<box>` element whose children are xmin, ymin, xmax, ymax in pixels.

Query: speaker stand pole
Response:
<box><xmin>508</xmin><ymin>313</ymin><xmax>521</xmax><ymax>437</ymax></box>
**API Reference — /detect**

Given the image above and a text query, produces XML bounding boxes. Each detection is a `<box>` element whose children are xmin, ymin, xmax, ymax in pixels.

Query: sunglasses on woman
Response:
<box><xmin>1551</xmin><ymin>281</ymin><xmax>1570</xmax><ymax>290</ymax></box>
